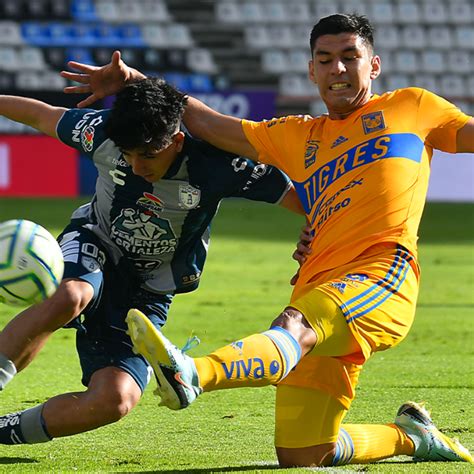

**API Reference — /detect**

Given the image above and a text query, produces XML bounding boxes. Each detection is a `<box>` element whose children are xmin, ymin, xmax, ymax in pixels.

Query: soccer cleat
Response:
<box><xmin>395</xmin><ymin>401</ymin><xmax>473</xmax><ymax>463</ymax></box>
<box><xmin>126</xmin><ymin>309</ymin><xmax>202</xmax><ymax>410</ymax></box>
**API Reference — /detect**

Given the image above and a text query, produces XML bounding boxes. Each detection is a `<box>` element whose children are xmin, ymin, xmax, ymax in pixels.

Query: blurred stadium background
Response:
<box><xmin>0</xmin><ymin>0</ymin><xmax>473</xmax><ymax>201</ymax></box>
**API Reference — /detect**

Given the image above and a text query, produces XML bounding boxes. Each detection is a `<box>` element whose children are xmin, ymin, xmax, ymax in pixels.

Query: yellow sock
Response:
<box><xmin>195</xmin><ymin>328</ymin><xmax>302</xmax><ymax>391</ymax></box>
<box><xmin>334</xmin><ymin>424</ymin><xmax>415</xmax><ymax>465</ymax></box>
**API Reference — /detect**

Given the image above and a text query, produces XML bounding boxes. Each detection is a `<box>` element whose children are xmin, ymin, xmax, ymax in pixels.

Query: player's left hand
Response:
<box><xmin>60</xmin><ymin>50</ymin><xmax>145</xmax><ymax>108</ymax></box>
<box><xmin>290</xmin><ymin>224</ymin><xmax>313</xmax><ymax>285</ymax></box>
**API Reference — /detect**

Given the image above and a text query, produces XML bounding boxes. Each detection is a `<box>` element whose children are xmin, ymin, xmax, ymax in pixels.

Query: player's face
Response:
<box><xmin>309</xmin><ymin>32</ymin><xmax>381</xmax><ymax>119</ymax></box>
<box><xmin>121</xmin><ymin>132</ymin><xmax>185</xmax><ymax>182</ymax></box>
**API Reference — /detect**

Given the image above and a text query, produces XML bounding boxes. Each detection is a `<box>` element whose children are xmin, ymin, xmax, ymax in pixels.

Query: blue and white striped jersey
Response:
<box><xmin>57</xmin><ymin>108</ymin><xmax>291</xmax><ymax>294</ymax></box>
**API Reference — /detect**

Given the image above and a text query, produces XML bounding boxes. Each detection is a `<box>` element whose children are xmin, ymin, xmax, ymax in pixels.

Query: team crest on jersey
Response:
<box><xmin>179</xmin><ymin>184</ymin><xmax>201</xmax><ymax>209</ymax></box>
<box><xmin>304</xmin><ymin>140</ymin><xmax>320</xmax><ymax>169</ymax></box>
<box><xmin>137</xmin><ymin>192</ymin><xmax>165</xmax><ymax>213</ymax></box>
<box><xmin>81</xmin><ymin>125</ymin><xmax>95</xmax><ymax>152</ymax></box>
<box><xmin>361</xmin><ymin>111</ymin><xmax>386</xmax><ymax>135</ymax></box>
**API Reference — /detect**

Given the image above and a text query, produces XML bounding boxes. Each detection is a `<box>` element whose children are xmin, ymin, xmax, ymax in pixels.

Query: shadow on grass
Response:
<box><xmin>0</xmin><ymin>457</ymin><xmax>38</xmax><ymax>464</ymax></box>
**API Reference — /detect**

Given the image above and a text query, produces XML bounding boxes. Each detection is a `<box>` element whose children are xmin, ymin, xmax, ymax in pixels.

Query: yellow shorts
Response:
<box><xmin>275</xmin><ymin>244</ymin><xmax>420</xmax><ymax>448</ymax></box>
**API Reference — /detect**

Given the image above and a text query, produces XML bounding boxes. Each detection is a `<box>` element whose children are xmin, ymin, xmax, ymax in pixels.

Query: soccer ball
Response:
<box><xmin>0</xmin><ymin>219</ymin><xmax>64</xmax><ymax>307</ymax></box>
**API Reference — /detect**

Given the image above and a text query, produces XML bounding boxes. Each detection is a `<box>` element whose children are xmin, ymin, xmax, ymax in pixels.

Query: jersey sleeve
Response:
<box><xmin>417</xmin><ymin>89</ymin><xmax>471</xmax><ymax>153</ymax></box>
<box><xmin>227</xmin><ymin>158</ymin><xmax>291</xmax><ymax>204</ymax></box>
<box><xmin>56</xmin><ymin>108</ymin><xmax>111</xmax><ymax>156</ymax></box>
<box><xmin>242</xmin><ymin>115</ymin><xmax>312</xmax><ymax>176</ymax></box>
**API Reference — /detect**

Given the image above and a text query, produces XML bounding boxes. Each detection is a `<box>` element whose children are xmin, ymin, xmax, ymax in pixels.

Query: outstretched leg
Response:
<box><xmin>0</xmin><ymin>367</ymin><xmax>141</xmax><ymax>444</ymax></box>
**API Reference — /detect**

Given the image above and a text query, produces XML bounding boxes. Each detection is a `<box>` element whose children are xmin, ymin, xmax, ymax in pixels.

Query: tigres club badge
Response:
<box><xmin>361</xmin><ymin>111</ymin><xmax>386</xmax><ymax>135</ymax></box>
<box><xmin>179</xmin><ymin>184</ymin><xmax>201</xmax><ymax>209</ymax></box>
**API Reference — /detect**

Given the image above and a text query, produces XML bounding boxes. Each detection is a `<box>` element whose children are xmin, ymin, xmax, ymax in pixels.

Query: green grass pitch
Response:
<box><xmin>0</xmin><ymin>198</ymin><xmax>473</xmax><ymax>473</ymax></box>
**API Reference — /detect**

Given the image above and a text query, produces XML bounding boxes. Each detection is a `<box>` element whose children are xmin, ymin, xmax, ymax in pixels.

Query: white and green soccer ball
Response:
<box><xmin>0</xmin><ymin>219</ymin><xmax>64</xmax><ymax>307</ymax></box>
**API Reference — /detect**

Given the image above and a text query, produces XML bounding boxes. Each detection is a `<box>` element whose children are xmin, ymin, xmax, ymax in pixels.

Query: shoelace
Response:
<box><xmin>180</xmin><ymin>335</ymin><xmax>200</xmax><ymax>353</ymax></box>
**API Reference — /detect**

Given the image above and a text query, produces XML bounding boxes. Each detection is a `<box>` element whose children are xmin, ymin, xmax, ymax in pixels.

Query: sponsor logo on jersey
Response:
<box><xmin>179</xmin><ymin>184</ymin><xmax>201</xmax><ymax>209</ymax></box>
<box><xmin>232</xmin><ymin>157</ymin><xmax>248</xmax><ymax>172</ymax></box>
<box><xmin>362</xmin><ymin>111</ymin><xmax>386</xmax><ymax>135</ymax></box>
<box><xmin>112</xmin><ymin>155</ymin><xmax>129</xmax><ymax>167</ymax></box>
<box><xmin>331</xmin><ymin>135</ymin><xmax>348</xmax><ymax>148</ymax></box>
<box><xmin>81</xmin><ymin>256</ymin><xmax>100</xmax><ymax>273</ymax></box>
<box><xmin>222</xmin><ymin>358</ymin><xmax>266</xmax><ymax>379</ymax></box>
<box><xmin>111</xmin><ymin>208</ymin><xmax>178</xmax><ymax>258</ymax></box>
<box><xmin>294</xmin><ymin>133</ymin><xmax>424</xmax><ymax>214</ymax></box>
<box><xmin>304</xmin><ymin>140</ymin><xmax>320</xmax><ymax>169</ymax></box>
<box><xmin>81</xmin><ymin>125</ymin><xmax>95</xmax><ymax>152</ymax></box>
<box><xmin>137</xmin><ymin>192</ymin><xmax>165</xmax><ymax>213</ymax></box>
<box><xmin>330</xmin><ymin>282</ymin><xmax>347</xmax><ymax>294</ymax></box>
<box><xmin>242</xmin><ymin>163</ymin><xmax>268</xmax><ymax>190</ymax></box>
<box><xmin>133</xmin><ymin>259</ymin><xmax>162</xmax><ymax>272</ymax></box>
<box><xmin>231</xmin><ymin>341</ymin><xmax>244</xmax><ymax>355</ymax></box>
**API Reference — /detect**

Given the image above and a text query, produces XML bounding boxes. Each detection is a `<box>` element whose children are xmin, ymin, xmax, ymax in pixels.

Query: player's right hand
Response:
<box><xmin>60</xmin><ymin>50</ymin><xmax>146</xmax><ymax>108</ymax></box>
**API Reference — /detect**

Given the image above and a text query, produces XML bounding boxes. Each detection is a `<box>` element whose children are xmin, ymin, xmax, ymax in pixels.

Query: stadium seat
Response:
<box><xmin>264</xmin><ymin>3</ymin><xmax>287</xmax><ymax>23</ymax></box>
<box><xmin>448</xmin><ymin>51</ymin><xmax>471</xmax><ymax>74</ymax></box>
<box><xmin>48</xmin><ymin>22</ymin><xmax>76</xmax><ymax>47</ymax></box>
<box><xmin>448</xmin><ymin>2</ymin><xmax>472</xmax><ymax>25</ymax></box>
<box><xmin>386</xmin><ymin>74</ymin><xmax>411</xmax><ymax>91</ymax></box>
<box><xmin>141</xmin><ymin>24</ymin><xmax>168</xmax><ymax>48</ymax></box>
<box><xmin>370</xmin><ymin>2</ymin><xmax>395</xmax><ymax>24</ymax></box>
<box><xmin>186</xmin><ymin>49</ymin><xmax>217</xmax><ymax>74</ymax></box>
<box><xmin>43</xmin><ymin>70</ymin><xmax>68</xmax><ymax>90</ymax></box>
<box><xmin>45</xmin><ymin>48</ymin><xmax>66</xmax><ymax>69</ymax></box>
<box><xmin>413</xmin><ymin>74</ymin><xmax>440</xmax><ymax>95</ymax></box>
<box><xmin>166</xmin><ymin>49</ymin><xmax>187</xmax><ymax>71</ymax></box>
<box><xmin>116</xmin><ymin>24</ymin><xmax>145</xmax><ymax>47</ymax></box>
<box><xmin>288</xmin><ymin>50</ymin><xmax>310</xmax><ymax>73</ymax></box>
<box><xmin>421</xmin><ymin>1</ymin><xmax>446</xmax><ymax>24</ymax></box>
<box><xmin>314</xmin><ymin>1</ymin><xmax>341</xmax><ymax>19</ymax></box>
<box><xmin>119</xmin><ymin>48</ymin><xmax>142</xmax><ymax>69</ymax></box>
<box><xmin>241</xmin><ymin>3</ymin><xmax>265</xmax><ymax>23</ymax></box>
<box><xmin>0</xmin><ymin>21</ymin><xmax>23</xmax><ymax>46</ymax></box>
<box><xmin>21</xmin><ymin>22</ymin><xmax>49</xmax><ymax>47</ymax></box>
<box><xmin>262</xmin><ymin>49</ymin><xmax>287</xmax><ymax>74</ymax></box>
<box><xmin>421</xmin><ymin>51</ymin><xmax>445</xmax><ymax>74</ymax></box>
<box><xmin>141</xmin><ymin>0</ymin><xmax>171</xmax><ymax>22</ymax></box>
<box><xmin>286</xmin><ymin>3</ymin><xmax>311</xmax><ymax>23</ymax></box>
<box><xmin>165</xmin><ymin>24</ymin><xmax>193</xmax><ymax>48</ymax></box>
<box><xmin>244</xmin><ymin>26</ymin><xmax>271</xmax><ymax>50</ymax></box>
<box><xmin>454</xmin><ymin>27</ymin><xmax>474</xmax><ymax>50</ymax></box>
<box><xmin>116</xmin><ymin>0</ymin><xmax>144</xmax><ymax>22</ymax></box>
<box><xmin>400</xmin><ymin>26</ymin><xmax>426</xmax><ymax>50</ymax></box>
<box><xmin>18</xmin><ymin>47</ymin><xmax>47</xmax><ymax>70</ymax></box>
<box><xmin>26</xmin><ymin>0</ymin><xmax>49</xmax><ymax>20</ymax></box>
<box><xmin>440</xmin><ymin>75</ymin><xmax>466</xmax><ymax>99</ymax></box>
<box><xmin>65</xmin><ymin>47</ymin><xmax>95</xmax><ymax>66</ymax></box>
<box><xmin>378</xmin><ymin>50</ymin><xmax>394</xmax><ymax>73</ymax></box>
<box><xmin>50</xmin><ymin>0</ymin><xmax>70</xmax><ymax>20</ymax></box>
<box><xmin>71</xmin><ymin>24</ymin><xmax>98</xmax><ymax>47</ymax></box>
<box><xmin>71</xmin><ymin>0</ymin><xmax>99</xmax><ymax>21</ymax></box>
<box><xmin>427</xmin><ymin>26</ymin><xmax>453</xmax><ymax>50</ymax></box>
<box><xmin>291</xmin><ymin>25</ymin><xmax>311</xmax><ymax>49</ymax></box>
<box><xmin>163</xmin><ymin>72</ymin><xmax>191</xmax><ymax>92</ymax></box>
<box><xmin>0</xmin><ymin>0</ymin><xmax>22</xmax><ymax>20</ymax></box>
<box><xmin>394</xmin><ymin>51</ymin><xmax>418</xmax><ymax>74</ymax></box>
<box><xmin>375</xmin><ymin>26</ymin><xmax>400</xmax><ymax>50</ymax></box>
<box><xmin>187</xmin><ymin>74</ymin><xmax>214</xmax><ymax>93</ymax></box>
<box><xmin>0</xmin><ymin>47</ymin><xmax>19</xmax><ymax>72</ymax></box>
<box><xmin>467</xmin><ymin>77</ymin><xmax>474</xmax><ymax>98</ymax></box>
<box><xmin>279</xmin><ymin>74</ymin><xmax>314</xmax><ymax>97</ymax></box>
<box><xmin>215</xmin><ymin>2</ymin><xmax>242</xmax><ymax>23</ymax></box>
<box><xmin>396</xmin><ymin>2</ymin><xmax>420</xmax><ymax>24</ymax></box>
<box><xmin>143</xmin><ymin>48</ymin><xmax>166</xmax><ymax>70</ymax></box>
<box><xmin>95</xmin><ymin>0</ymin><xmax>120</xmax><ymax>22</ymax></box>
<box><xmin>342</xmin><ymin>0</ymin><xmax>369</xmax><ymax>16</ymax></box>
<box><xmin>15</xmin><ymin>71</ymin><xmax>43</xmax><ymax>90</ymax></box>
<box><xmin>268</xmin><ymin>25</ymin><xmax>294</xmax><ymax>48</ymax></box>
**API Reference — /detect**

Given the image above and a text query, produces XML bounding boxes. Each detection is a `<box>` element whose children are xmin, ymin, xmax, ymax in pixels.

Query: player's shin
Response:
<box><xmin>195</xmin><ymin>327</ymin><xmax>302</xmax><ymax>391</ymax></box>
<box><xmin>0</xmin><ymin>404</ymin><xmax>52</xmax><ymax>444</ymax></box>
<box><xmin>332</xmin><ymin>424</ymin><xmax>414</xmax><ymax>465</ymax></box>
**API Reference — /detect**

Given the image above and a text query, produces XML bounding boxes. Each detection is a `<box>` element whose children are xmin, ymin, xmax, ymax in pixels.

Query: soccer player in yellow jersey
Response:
<box><xmin>63</xmin><ymin>14</ymin><xmax>474</xmax><ymax>468</ymax></box>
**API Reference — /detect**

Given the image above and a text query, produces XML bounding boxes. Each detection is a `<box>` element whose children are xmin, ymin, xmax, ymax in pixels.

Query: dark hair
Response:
<box><xmin>310</xmin><ymin>14</ymin><xmax>375</xmax><ymax>54</ymax></box>
<box><xmin>106</xmin><ymin>77</ymin><xmax>187</xmax><ymax>151</ymax></box>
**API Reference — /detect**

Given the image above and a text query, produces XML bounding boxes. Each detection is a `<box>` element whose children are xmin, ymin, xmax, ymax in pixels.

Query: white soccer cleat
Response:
<box><xmin>126</xmin><ymin>308</ymin><xmax>202</xmax><ymax>410</ymax></box>
<box><xmin>395</xmin><ymin>401</ymin><xmax>473</xmax><ymax>463</ymax></box>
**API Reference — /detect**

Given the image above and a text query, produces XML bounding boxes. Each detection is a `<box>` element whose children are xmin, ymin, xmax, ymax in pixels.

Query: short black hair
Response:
<box><xmin>310</xmin><ymin>14</ymin><xmax>375</xmax><ymax>54</ymax></box>
<box><xmin>106</xmin><ymin>77</ymin><xmax>187</xmax><ymax>151</ymax></box>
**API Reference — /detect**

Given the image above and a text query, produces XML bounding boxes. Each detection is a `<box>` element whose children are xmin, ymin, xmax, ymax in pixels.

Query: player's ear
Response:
<box><xmin>370</xmin><ymin>55</ymin><xmax>381</xmax><ymax>80</ymax></box>
<box><xmin>174</xmin><ymin>131</ymin><xmax>185</xmax><ymax>152</ymax></box>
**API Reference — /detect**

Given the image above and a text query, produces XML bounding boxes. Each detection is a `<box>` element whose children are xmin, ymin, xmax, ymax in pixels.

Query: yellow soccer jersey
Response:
<box><xmin>242</xmin><ymin>88</ymin><xmax>470</xmax><ymax>288</ymax></box>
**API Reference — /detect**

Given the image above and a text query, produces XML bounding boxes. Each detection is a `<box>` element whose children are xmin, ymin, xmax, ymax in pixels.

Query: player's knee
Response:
<box><xmin>276</xmin><ymin>443</ymin><xmax>336</xmax><ymax>468</ymax></box>
<box><xmin>88</xmin><ymin>385</ymin><xmax>139</xmax><ymax>423</ymax></box>
<box><xmin>45</xmin><ymin>280</ymin><xmax>93</xmax><ymax>327</ymax></box>
<box><xmin>271</xmin><ymin>308</ymin><xmax>317</xmax><ymax>353</ymax></box>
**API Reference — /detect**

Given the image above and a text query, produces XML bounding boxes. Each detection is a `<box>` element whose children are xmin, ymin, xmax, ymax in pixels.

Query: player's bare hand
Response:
<box><xmin>60</xmin><ymin>51</ymin><xmax>145</xmax><ymax>108</ymax></box>
<box><xmin>290</xmin><ymin>224</ymin><xmax>313</xmax><ymax>285</ymax></box>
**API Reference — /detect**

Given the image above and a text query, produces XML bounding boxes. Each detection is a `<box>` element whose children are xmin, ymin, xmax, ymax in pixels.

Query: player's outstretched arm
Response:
<box><xmin>456</xmin><ymin>118</ymin><xmax>474</xmax><ymax>153</ymax></box>
<box><xmin>61</xmin><ymin>50</ymin><xmax>146</xmax><ymax>108</ymax></box>
<box><xmin>61</xmin><ymin>51</ymin><xmax>258</xmax><ymax>160</ymax></box>
<box><xmin>0</xmin><ymin>95</ymin><xmax>66</xmax><ymax>137</ymax></box>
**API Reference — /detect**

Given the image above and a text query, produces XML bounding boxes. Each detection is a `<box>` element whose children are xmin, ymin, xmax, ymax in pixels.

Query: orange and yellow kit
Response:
<box><xmin>242</xmin><ymin>88</ymin><xmax>470</xmax><ymax>446</ymax></box>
